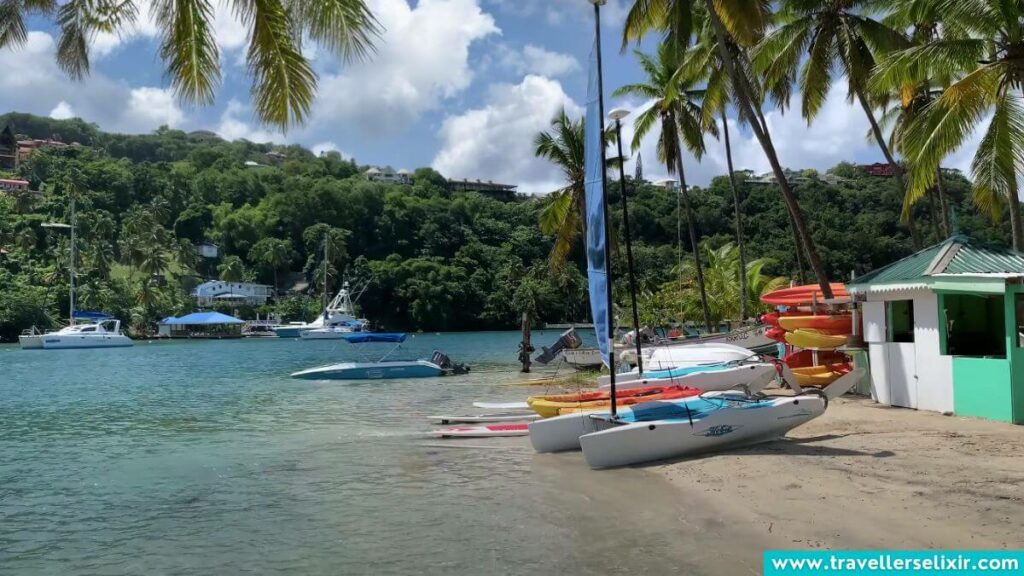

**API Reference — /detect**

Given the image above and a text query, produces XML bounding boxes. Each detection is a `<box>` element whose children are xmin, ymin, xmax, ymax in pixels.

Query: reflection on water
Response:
<box><xmin>0</xmin><ymin>333</ymin><xmax>751</xmax><ymax>575</ymax></box>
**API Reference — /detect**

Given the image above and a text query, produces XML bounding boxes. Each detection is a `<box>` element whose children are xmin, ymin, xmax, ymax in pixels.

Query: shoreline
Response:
<box><xmin>646</xmin><ymin>396</ymin><xmax>1024</xmax><ymax>557</ymax></box>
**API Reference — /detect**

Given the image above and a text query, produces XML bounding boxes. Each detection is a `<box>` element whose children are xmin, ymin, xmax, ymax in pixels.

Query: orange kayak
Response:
<box><xmin>784</xmin><ymin>349</ymin><xmax>849</xmax><ymax>368</ymax></box>
<box><xmin>778</xmin><ymin>314</ymin><xmax>852</xmax><ymax>333</ymax></box>
<box><xmin>527</xmin><ymin>385</ymin><xmax>702</xmax><ymax>418</ymax></box>
<box><xmin>761</xmin><ymin>283</ymin><xmax>848</xmax><ymax>306</ymax></box>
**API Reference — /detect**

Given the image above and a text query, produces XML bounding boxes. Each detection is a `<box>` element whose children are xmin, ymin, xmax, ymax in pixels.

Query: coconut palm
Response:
<box><xmin>249</xmin><ymin>237</ymin><xmax>293</xmax><ymax>293</ymax></box>
<box><xmin>15</xmin><ymin>227</ymin><xmax>36</xmax><ymax>252</ymax></box>
<box><xmin>877</xmin><ymin>0</ymin><xmax>1024</xmax><ymax>249</ymax></box>
<box><xmin>218</xmin><ymin>255</ymin><xmax>246</xmax><ymax>282</ymax></box>
<box><xmin>622</xmin><ymin>0</ymin><xmax>836</xmax><ymax>300</ymax></box>
<box><xmin>0</xmin><ymin>0</ymin><xmax>379</xmax><ymax>129</ymax></box>
<box><xmin>752</xmin><ymin>0</ymin><xmax>922</xmax><ymax>247</ymax></box>
<box><xmin>89</xmin><ymin>240</ymin><xmax>114</xmax><ymax>280</ymax></box>
<box><xmin>534</xmin><ymin>109</ymin><xmax>585</xmax><ymax>270</ymax></box>
<box><xmin>614</xmin><ymin>43</ymin><xmax>716</xmax><ymax>332</ymax></box>
<box><xmin>139</xmin><ymin>247</ymin><xmax>170</xmax><ymax>277</ymax></box>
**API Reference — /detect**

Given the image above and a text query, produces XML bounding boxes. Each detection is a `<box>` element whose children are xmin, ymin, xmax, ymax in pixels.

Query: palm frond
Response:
<box><xmin>290</xmin><ymin>0</ymin><xmax>380</xmax><ymax>62</ymax></box>
<box><xmin>155</xmin><ymin>0</ymin><xmax>220</xmax><ymax>105</ymax></box>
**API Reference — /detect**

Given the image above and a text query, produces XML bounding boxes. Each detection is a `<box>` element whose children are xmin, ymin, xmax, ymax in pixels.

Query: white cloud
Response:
<box><xmin>313</xmin><ymin>0</ymin><xmax>499</xmax><ymax>136</ymax></box>
<box><xmin>49</xmin><ymin>101</ymin><xmax>75</xmax><ymax>120</ymax></box>
<box><xmin>497</xmin><ymin>44</ymin><xmax>580</xmax><ymax>77</ymax></box>
<box><xmin>215</xmin><ymin>100</ymin><xmax>284</xmax><ymax>143</ymax></box>
<box><xmin>0</xmin><ymin>31</ymin><xmax>186</xmax><ymax>134</ymax></box>
<box><xmin>483</xmin><ymin>0</ymin><xmax>628</xmax><ymax>27</ymax></box>
<box><xmin>432</xmin><ymin>74</ymin><xmax>580</xmax><ymax>193</ymax></box>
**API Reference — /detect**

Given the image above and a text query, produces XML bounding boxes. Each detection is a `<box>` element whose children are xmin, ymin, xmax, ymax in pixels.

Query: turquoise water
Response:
<box><xmin>0</xmin><ymin>332</ymin><xmax>739</xmax><ymax>575</ymax></box>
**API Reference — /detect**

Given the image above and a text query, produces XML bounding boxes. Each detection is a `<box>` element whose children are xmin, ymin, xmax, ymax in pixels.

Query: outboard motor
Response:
<box><xmin>431</xmin><ymin>350</ymin><xmax>470</xmax><ymax>375</ymax></box>
<box><xmin>534</xmin><ymin>328</ymin><xmax>583</xmax><ymax>365</ymax></box>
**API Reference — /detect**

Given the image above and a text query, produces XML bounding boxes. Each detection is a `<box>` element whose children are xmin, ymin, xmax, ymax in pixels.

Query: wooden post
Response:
<box><xmin>519</xmin><ymin>311</ymin><xmax>533</xmax><ymax>373</ymax></box>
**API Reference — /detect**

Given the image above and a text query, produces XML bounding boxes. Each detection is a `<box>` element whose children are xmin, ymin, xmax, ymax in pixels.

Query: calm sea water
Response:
<box><xmin>0</xmin><ymin>332</ymin><xmax>745</xmax><ymax>575</ymax></box>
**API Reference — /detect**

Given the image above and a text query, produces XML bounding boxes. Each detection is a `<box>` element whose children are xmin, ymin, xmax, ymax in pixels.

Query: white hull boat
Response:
<box><xmin>578</xmin><ymin>370</ymin><xmax>864</xmax><ymax>469</ymax></box>
<box><xmin>20</xmin><ymin>318</ymin><xmax>133</xmax><ymax>350</ymax></box>
<box><xmin>597</xmin><ymin>343</ymin><xmax>757</xmax><ymax>387</ymax></box>
<box><xmin>430</xmin><ymin>413</ymin><xmax>541</xmax><ymax>425</ymax></box>
<box><xmin>299</xmin><ymin>326</ymin><xmax>358</xmax><ymax>340</ymax></box>
<box><xmin>529</xmin><ymin>368</ymin><xmax>779</xmax><ymax>453</ymax></box>
<box><xmin>599</xmin><ymin>362</ymin><xmax>777</xmax><ymax>391</ymax></box>
<box><xmin>619</xmin><ymin>324</ymin><xmax>777</xmax><ymax>365</ymax></box>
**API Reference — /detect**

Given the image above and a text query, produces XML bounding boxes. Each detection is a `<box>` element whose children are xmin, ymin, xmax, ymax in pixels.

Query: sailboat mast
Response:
<box><xmin>322</xmin><ymin>233</ymin><xmax>329</xmax><ymax>316</ymax></box>
<box><xmin>69</xmin><ymin>194</ymin><xmax>76</xmax><ymax>325</ymax></box>
<box><xmin>591</xmin><ymin>0</ymin><xmax>617</xmax><ymax>415</ymax></box>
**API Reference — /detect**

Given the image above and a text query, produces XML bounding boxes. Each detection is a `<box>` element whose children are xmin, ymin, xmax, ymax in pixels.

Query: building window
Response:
<box><xmin>887</xmin><ymin>300</ymin><xmax>915</xmax><ymax>343</ymax></box>
<box><xmin>943</xmin><ymin>293</ymin><xmax>1006</xmax><ymax>358</ymax></box>
<box><xmin>1015</xmin><ymin>293</ymin><xmax>1024</xmax><ymax>348</ymax></box>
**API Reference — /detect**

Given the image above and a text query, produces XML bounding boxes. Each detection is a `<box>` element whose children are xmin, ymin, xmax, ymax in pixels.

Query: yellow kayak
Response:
<box><xmin>784</xmin><ymin>329</ymin><xmax>847</xmax><ymax>350</ymax></box>
<box><xmin>790</xmin><ymin>364</ymin><xmax>852</xmax><ymax>387</ymax></box>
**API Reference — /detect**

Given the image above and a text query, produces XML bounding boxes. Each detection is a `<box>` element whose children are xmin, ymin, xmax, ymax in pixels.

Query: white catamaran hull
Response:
<box><xmin>598</xmin><ymin>343</ymin><xmax>757</xmax><ymax>386</ymax></box>
<box><xmin>579</xmin><ymin>396</ymin><xmax>824</xmax><ymax>469</ymax></box>
<box><xmin>529</xmin><ymin>372</ymin><xmax>777</xmax><ymax>454</ymax></box>
<box><xmin>600</xmin><ymin>363</ymin><xmax>777</xmax><ymax>391</ymax></box>
<box><xmin>37</xmin><ymin>334</ymin><xmax>133</xmax><ymax>349</ymax></box>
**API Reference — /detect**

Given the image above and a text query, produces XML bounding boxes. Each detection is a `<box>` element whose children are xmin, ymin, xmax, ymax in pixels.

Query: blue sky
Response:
<box><xmin>0</xmin><ymin>0</ymin><xmax>979</xmax><ymax>192</ymax></box>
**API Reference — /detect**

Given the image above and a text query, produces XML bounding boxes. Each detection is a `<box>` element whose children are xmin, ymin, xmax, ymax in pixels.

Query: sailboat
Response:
<box><xmin>19</xmin><ymin>195</ymin><xmax>133</xmax><ymax>350</ymax></box>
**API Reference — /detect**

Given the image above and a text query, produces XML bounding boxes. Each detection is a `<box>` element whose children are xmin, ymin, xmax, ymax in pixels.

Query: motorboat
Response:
<box><xmin>20</xmin><ymin>315</ymin><xmax>133</xmax><ymax>350</ymax></box>
<box><xmin>274</xmin><ymin>283</ymin><xmax>368</xmax><ymax>338</ymax></box>
<box><xmin>290</xmin><ymin>333</ymin><xmax>469</xmax><ymax>380</ymax></box>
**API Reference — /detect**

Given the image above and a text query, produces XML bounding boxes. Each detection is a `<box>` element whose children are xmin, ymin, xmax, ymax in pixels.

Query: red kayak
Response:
<box><xmin>784</xmin><ymin>349</ymin><xmax>850</xmax><ymax>368</ymax></box>
<box><xmin>766</xmin><ymin>326</ymin><xmax>788</xmax><ymax>342</ymax></box>
<box><xmin>761</xmin><ymin>283</ymin><xmax>848</xmax><ymax>306</ymax></box>
<box><xmin>777</xmin><ymin>314</ymin><xmax>853</xmax><ymax>333</ymax></box>
<box><xmin>760</xmin><ymin>311</ymin><xmax>804</xmax><ymax>327</ymax></box>
<box><xmin>527</xmin><ymin>385</ymin><xmax>702</xmax><ymax>417</ymax></box>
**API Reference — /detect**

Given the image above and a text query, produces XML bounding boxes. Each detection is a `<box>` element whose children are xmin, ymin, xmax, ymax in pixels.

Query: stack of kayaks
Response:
<box><xmin>760</xmin><ymin>283</ymin><xmax>856</xmax><ymax>387</ymax></box>
<box><xmin>526</xmin><ymin>385</ymin><xmax>701</xmax><ymax>418</ymax></box>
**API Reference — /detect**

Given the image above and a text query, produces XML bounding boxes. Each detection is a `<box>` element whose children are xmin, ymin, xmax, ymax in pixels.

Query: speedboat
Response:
<box><xmin>298</xmin><ymin>322</ymin><xmax>363</xmax><ymax>340</ymax></box>
<box><xmin>289</xmin><ymin>333</ymin><xmax>468</xmax><ymax>380</ymax></box>
<box><xmin>20</xmin><ymin>316</ymin><xmax>133</xmax><ymax>350</ymax></box>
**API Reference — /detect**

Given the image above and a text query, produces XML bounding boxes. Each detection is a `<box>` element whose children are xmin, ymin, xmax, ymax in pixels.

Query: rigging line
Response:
<box><xmin>677</xmin><ymin>185</ymin><xmax>683</xmax><ymax>321</ymax></box>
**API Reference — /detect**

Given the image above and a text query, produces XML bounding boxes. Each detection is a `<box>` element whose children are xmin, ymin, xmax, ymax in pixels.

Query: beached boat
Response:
<box><xmin>619</xmin><ymin>324</ymin><xmax>777</xmax><ymax>366</ymax></box>
<box><xmin>290</xmin><ymin>333</ymin><xmax>467</xmax><ymax>380</ymax></box>
<box><xmin>577</xmin><ymin>370</ymin><xmax>863</xmax><ymax>468</ymax></box>
<box><xmin>529</xmin><ymin>368</ymin><xmax>778</xmax><ymax>453</ymax></box>
<box><xmin>526</xmin><ymin>385</ymin><xmax>701</xmax><ymax>418</ymax></box>
<box><xmin>430</xmin><ymin>413</ymin><xmax>540</xmax><ymax>425</ymax></box>
<box><xmin>597</xmin><ymin>343</ymin><xmax>759</xmax><ymax>386</ymax></box>
<box><xmin>433</xmin><ymin>423</ymin><xmax>530</xmax><ymax>438</ymax></box>
<box><xmin>599</xmin><ymin>362</ymin><xmax>779</xmax><ymax>392</ymax></box>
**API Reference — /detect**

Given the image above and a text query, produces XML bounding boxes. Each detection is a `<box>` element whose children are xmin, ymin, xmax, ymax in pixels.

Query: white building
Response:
<box><xmin>197</xmin><ymin>242</ymin><xmax>219</xmax><ymax>259</ymax></box>
<box><xmin>365</xmin><ymin>167</ymin><xmax>411</xmax><ymax>184</ymax></box>
<box><xmin>193</xmin><ymin>280</ymin><xmax>274</xmax><ymax>306</ymax></box>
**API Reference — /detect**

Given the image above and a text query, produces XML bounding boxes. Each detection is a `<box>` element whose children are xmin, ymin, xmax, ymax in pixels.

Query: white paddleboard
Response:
<box><xmin>472</xmin><ymin>401</ymin><xmax>530</xmax><ymax>410</ymax></box>
<box><xmin>430</xmin><ymin>413</ymin><xmax>541</xmax><ymax>425</ymax></box>
<box><xmin>433</xmin><ymin>423</ymin><xmax>530</xmax><ymax>438</ymax></box>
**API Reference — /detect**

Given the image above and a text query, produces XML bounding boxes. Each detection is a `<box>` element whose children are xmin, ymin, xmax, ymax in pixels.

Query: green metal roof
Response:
<box><xmin>849</xmin><ymin>235</ymin><xmax>1024</xmax><ymax>288</ymax></box>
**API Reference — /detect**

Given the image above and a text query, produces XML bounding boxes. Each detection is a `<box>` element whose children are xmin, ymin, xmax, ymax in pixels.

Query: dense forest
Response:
<box><xmin>0</xmin><ymin>112</ymin><xmax>1005</xmax><ymax>340</ymax></box>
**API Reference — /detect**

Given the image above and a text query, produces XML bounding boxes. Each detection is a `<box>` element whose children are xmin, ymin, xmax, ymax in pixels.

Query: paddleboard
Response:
<box><xmin>433</xmin><ymin>423</ymin><xmax>530</xmax><ymax>438</ymax></box>
<box><xmin>430</xmin><ymin>413</ymin><xmax>541</xmax><ymax>424</ymax></box>
<box><xmin>473</xmin><ymin>401</ymin><xmax>530</xmax><ymax>410</ymax></box>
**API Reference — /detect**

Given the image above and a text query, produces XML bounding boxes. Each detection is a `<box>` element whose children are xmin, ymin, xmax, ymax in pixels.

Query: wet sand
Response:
<box><xmin>651</xmin><ymin>396</ymin><xmax>1024</xmax><ymax>559</ymax></box>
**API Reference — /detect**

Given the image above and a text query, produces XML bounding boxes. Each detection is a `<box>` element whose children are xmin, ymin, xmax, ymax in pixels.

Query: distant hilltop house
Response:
<box><xmin>192</xmin><ymin>280</ymin><xmax>274</xmax><ymax>306</ymax></box>
<box><xmin>446</xmin><ymin>178</ymin><xmax>518</xmax><ymax>200</ymax></box>
<box><xmin>0</xmin><ymin>178</ymin><xmax>30</xmax><ymax>192</ymax></box>
<box><xmin>365</xmin><ymin>166</ymin><xmax>411</xmax><ymax>184</ymax></box>
<box><xmin>196</xmin><ymin>242</ymin><xmax>219</xmax><ymax>259</ymax></box>
<box><xmin>860</xmin><ymin>162</ymin><xmax>896</xmax><ymax>177</ymax></box>
<box><xmin>0</xmin><ymin>127</ymin><xmax>72</xmax><ymax>170</ymax></box>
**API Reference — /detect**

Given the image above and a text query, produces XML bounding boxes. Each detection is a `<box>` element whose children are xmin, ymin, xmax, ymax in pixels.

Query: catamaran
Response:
<box><xmin>19</xmin><ymin>196</ymin><xmax>133</xmax><ymax>350</ymax></box>
<box><xmin>289</xmin><ymin>333</ymin><xmax>468</xmax><ymax>380</ymax></box>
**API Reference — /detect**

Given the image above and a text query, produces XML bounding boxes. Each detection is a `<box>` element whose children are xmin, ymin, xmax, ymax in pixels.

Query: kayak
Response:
<box><xmin>784</xmin><ymin>349</ymin><xmax>849</xmax><ymax>368</ymax></box>
<box><xmin>784</xmin><ymin>329</ymin><xmax>848</xmax><ymax>350</ymax></box>
<box><xmin>791</xmin><ymin>364</ymin><xmax>853</xmax><ymax>387</ymax></box>
<box><xmin>527</xmin><ymin>385</ymin><xmax>701</xmax><ymax>418</ymax></box>
<box><xmin>761</xmin><ymin>283</ymin><xmax>848</xmax><ymax>306</ymax></box>
<box><xmin>760</xmin><ymin>311</ymin><xmax>803</xmax><ymax>327</ymax></box>
<box><xmin>430</xmin><ymin>412</ymin><xmax>541</xmax><ymax>425</ymax></box>
<box><xmin>777</xmin><ymin>314</ymin><xmax>852</xmax><ymax>333</ymax></box>
<box><xmin>433</xmin><ymin>423</ymin><xmax>530</xmax><ymax>438</ymax></box>
<box><xmin>766</xmin><ymin>326</ymin><xmax>787</xmax><ymax>342</ymax></box>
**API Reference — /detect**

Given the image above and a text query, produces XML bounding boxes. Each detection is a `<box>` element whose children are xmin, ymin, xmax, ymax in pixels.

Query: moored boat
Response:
<box><xmin>290</xmin><ymin>333</ymin><xmax>468</xmax><ymax>380</ymax></box>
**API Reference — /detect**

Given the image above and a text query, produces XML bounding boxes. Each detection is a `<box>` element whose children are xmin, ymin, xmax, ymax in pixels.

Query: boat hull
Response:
<box><xmin>601</xmin><ymin>362</ymin><xmax>777</xmax><ymax>391</ymax></box>
<box><xmin>579</xmin><ymin>396</ymin><xmax>826</xmax><ymax>469</ymax></box>
<box><xmin>35</xmin><ymin>334</ymin><xmax>133</xmax><ymax>349</ymax></box>
<box><xmin>291</xmin><ymin>360</ymin><xmax>443</xmax><ymax>380</ymax></box>
<box><xmin>272</xmin><ymin>326</ymin><xmax>305</xmax><ymax>338</ymax></box>
<box><xmin>527</xmin><ymin>385</ymin><xmax>701</xmax><ymax>418</ymax></box>
<box><xmin>18</xmin><ymin>335</ymin><xmax>44</xmax><ymax>349</ymax></box>
<box><xmin>298</xmin><ymin>328</ymin><xmax>356</xmax><ymax>340</ymax></box>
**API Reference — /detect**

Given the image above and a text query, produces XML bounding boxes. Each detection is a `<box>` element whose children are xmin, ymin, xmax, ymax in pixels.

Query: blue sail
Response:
<box><xmin>584</xmin><ymin>35</ymin><xmax>610</xmax><ymax>367</ymax></box>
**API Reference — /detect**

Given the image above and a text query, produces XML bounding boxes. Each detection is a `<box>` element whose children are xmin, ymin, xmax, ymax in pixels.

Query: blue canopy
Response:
<box><xmin>163</xmin><ymin>311</ymin><xmax>245</xmax><ymax>325</ymax></box>
<box><xmin>73</xmin><ymin>310</ymin><xmax>113</xmax><ymax>320</ymax></box>
<box><xmin>341</xmin><ymin>332</ymin><xmax>406</xmax><ymax>344</ymax></box>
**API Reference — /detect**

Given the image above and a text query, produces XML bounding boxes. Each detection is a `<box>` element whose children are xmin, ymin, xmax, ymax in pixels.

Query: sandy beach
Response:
<box><xmin>651</xmin><ymin>395</ymin><xmax>1024</xmax><ymax>560</ymax></box>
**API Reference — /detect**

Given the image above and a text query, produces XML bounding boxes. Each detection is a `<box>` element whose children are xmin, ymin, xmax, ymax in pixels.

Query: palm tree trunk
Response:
<box><xmin>935</xmin><ymin>166</ymin><xmax>951</xmax><ymax>237</ymax></box>
<box><xmin>1009</xmin><ymin>190</ymin><xmax>1024</xmax><ymax>251</ymax></box>
<box><xmin>702</xmin><ymin>0</ymin><xmax>833</xmax><ymax>299</ymax></box>
<box><xmin>856</xmin><ymin>91</ymin><xmax>921</xmax><ymax>249</ymax></box>
<box><xmin>721</xmin><ymin>110</ymin><xmax>748</xmax><ymax>321</ymax></box>
<box><xmin>926</xmin><ymin>188</ymin><xmax>941</xmax><ymax>243</ymax></box>
<box><xmin>673</xmin><ymin>135</ymin><xmax>714</xmax><ymax>333</ymax></box>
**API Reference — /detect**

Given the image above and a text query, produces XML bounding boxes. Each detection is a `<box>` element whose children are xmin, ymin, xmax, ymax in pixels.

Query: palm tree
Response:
<box><xmin>250</xmin><ymin>237</ymin><xmax>293</xmax><ymax>293</ymax></box>
<box><xmin>139</xmin><ymin>247</ymin><xmax>170</xmax><ymax>277</ymax></box>
<box><xmin>218</xmin><ymin>255</ymin><xmax>246</xmax><ymax>282</ymax></box>
<box><xmin>15</xmin><ymin>227</ymin><xmax>36</xmax><ymax>252</ymax></box>
<box><xmin>879</xmin><ymin>0</ymin><xmax>1024</xmax><ymax>249</ymax></box>
<box><xmin>622</xmin><ymin>0</ymin><xmax>836</xmax><ymax>300</ymax></box>
<box><xmin>534</xmin><ymin>108</ymin><xmax>585</xmax><ymax>269</ymax></box>
<box><xmin>753</xmin><ymin>0</ymin><xmax>921</xmax><ymax>248</ymax></box>
<box><xmin>0</xmin><ymin>0</ymin><xmax>380</xmax><ymax>129</ymax></box>
<box><xmin>89</xmin><ymin>240</ymin><xmax>114</xmax><ymax>280</ymax></box>
<box><xmin>614</xmin><ymin>43</ymin><xmax>715</xmax><ymax>332</ymax></box>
